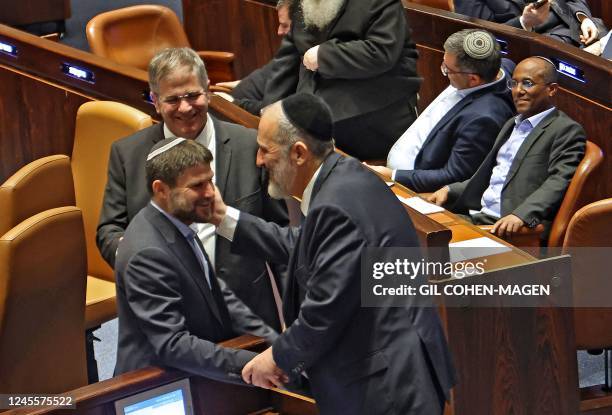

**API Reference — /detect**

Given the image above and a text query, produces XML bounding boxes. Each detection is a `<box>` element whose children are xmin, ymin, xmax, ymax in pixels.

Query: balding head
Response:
<box><xmin>510</xmin><ymin>57</ymin><xmax>559</xmax><ymax>118</ymax></box>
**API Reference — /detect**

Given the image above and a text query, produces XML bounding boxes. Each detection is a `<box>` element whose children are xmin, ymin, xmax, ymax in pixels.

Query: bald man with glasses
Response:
<box><xmin>429</xmin><ymin>56</ymin><xmax>586</xmax><ymax>241</ymax></box>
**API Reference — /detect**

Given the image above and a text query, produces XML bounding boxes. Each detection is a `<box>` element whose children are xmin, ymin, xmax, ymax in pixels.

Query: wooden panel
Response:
<box><xmin>183</xmin><ymin>0</ymin><xmax>280</xmax><ymax>78</ymax></box>
<box><xmin>0</xmin><ymin>0</ymin><xmax>70</xmax><ymax>26</ymax></box>
<box><xmin>0</xmin><ymin>65</ymin><xmax>88</xmax><ymax>182</ymax></box>
<box><xmin>587</xmin><ymin>0</ymin><xmax>612</xmax><ymax>29</ymax></box>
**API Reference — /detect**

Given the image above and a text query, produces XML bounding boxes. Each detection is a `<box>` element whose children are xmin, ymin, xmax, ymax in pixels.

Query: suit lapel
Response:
<box><xmin>213</xmin><ymin>118</ymin><xmax>231</xmax><ymax>199</ymax></box>
<box><xmin>502</xmin><ymin>110</ymin><xmax>558</xmax><ymax>190</ymax></box>
<box><xmin>145</xmin><ymin>205</ymin><xmax>224</xmax><ymax>326</ymax></box>
<box><xmin>311</xmin><ymin>152</ymin><xmax>342</xmax><ymax>201</ymax></box>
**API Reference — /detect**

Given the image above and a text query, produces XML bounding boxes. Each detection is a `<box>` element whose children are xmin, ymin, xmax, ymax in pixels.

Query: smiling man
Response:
<box><xmin>428</xmin><ymin>56</ymin><xmax>586</xmax><ymax>240</ymax></box>
<box><xmin>114</xmin><ymin>138</ymin><xmax>277</xmax><ymax>379</ymax></box>
<box><xmin>97</xmin><ymin>47</ymin><xmax>288</xmax><ymax>330</ymax></box>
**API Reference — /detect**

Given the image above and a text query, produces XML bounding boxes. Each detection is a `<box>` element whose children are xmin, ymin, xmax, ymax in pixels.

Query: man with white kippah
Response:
<box><xmin>367</xmin><ymin>29</ymin><xmax>515</xmax><ymax>193</ymax></box>
<box><xmin>97</xmin><ymin>47</ymin><xmax>288</xmax><ymax>331</ymax></box>
<box><xmin>114</xmin><ymin>138</ymin><xmax>277</xmax><ymax>380</ymax></box>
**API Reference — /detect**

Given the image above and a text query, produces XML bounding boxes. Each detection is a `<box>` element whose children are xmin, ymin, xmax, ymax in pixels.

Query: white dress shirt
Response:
<box><xmin>387</xmin><ymin>70</ymin><xmax>505</xmax><ymax>178</ymax></box>
<box><xmin>164</xmin><ymin>114</ymin><xmax>218</xmax><ymax>266</ymax></box>
<box><xmin>479</xmin><ymin>107</ymin><xmax>556</xmax><ymax>218</ymax></box>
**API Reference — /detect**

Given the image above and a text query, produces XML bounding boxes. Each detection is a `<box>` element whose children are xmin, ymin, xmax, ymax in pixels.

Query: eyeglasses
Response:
<box><xmin>159</xmin><ymin>90</ymin><xmax>206</xmax><ymax>106</ymax></box>
<box><xmin>440</xmin><ymin>62</ymin><xmax>475</xmax><ymax>77</ymax></box>
<box><xmin>507</xmin><ymin>79</ymin><xmax>550</xmax><ymax>90</ymax></box>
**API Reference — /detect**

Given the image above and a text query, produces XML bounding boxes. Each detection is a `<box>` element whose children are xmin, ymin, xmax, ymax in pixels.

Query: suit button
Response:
<box><xmin>219</xmin><ymin>268</ymin><xmax>226</xmax><ymax>275</ymax></box>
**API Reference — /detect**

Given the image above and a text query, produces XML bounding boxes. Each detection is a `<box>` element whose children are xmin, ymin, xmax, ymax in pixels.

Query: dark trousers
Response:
<box><xmin>334</xmin><ymin>95</ymin><xmax>417</xmax><ymax>161</ymax></box>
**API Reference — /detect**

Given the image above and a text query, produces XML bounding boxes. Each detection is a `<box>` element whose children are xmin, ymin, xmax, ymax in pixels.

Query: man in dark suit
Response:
<box><xmin>455</xmin><ymin>0</ymin><xmax>604</xmax><ymax>46</ymax></box>
<box><xmin>97</xmin><ymin>48</ymin><xmax>288</xmax><ymax>330</ymax></box>
<box><xmin>248</xmin><ymin>0</ymin><xmax>421</xmax><ymax>160</ymax></box>
<box><xmin>115</xmin><ymin>138</ymin><xmax>277</xmax><ymax>380</ymax></box>
<box><xmin>429</xmin><ymin>57</ymin><xmax>586</xmax><ymax>239</ymax></box>
<box><xmin>367</xmin><ymin>29</ymin><xmax>515</xmax><ymax>192</ymax></box>
<box><xmin>211</xmin><ymin>93</ymin><xmax>455</xmax><ymax>414</ymax></box>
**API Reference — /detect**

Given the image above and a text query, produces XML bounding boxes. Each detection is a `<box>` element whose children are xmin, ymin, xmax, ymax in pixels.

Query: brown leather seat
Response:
<box><xmin>86</xmin><ymin>4</ymin><xmax>235</xmax><ymax>83</ymax></box>
<box><xmin>0</xmin><ymin>207</ymin><xmax>88</xmax><ymax>393</ymax></box>
<box><xmin>0</xmin><ymin>101</ymin><xmax>153</xmax><ymax>329</ymax></box>
<box><xmin>480</xmin><ymin>140</ymin><xmax>604</xmax><ymax>249</ymax></box>
<box><xmin>563</xmin><ymin>198</ymin><xmax>612</xmax><ymax>351</ymax></box>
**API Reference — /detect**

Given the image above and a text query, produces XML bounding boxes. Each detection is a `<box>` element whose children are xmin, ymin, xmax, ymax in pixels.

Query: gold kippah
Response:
<box><xmin>463</xmin><ymin>31</ymin><xmax>494</xmax><ymax>59</ymax></box>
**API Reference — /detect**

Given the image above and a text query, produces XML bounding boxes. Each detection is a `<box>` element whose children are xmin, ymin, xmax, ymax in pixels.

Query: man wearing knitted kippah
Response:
<box><xmin>368</xmin><ymin>29</ymin><xmax>515</xmax><ymax>193</ymax></box>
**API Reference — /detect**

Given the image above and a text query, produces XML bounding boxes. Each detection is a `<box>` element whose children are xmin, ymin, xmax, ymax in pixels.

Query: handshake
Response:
<box><xmin>242</xmin><ymin>346</ymin><xmax>290</xmax><ymax>389</ymax></box>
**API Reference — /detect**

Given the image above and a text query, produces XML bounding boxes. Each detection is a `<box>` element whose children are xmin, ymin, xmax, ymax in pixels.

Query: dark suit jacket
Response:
<box><xmin>114</xmin><ymin>204</ymin><xmax>277</xmax><ymax>381</ymax></box>
<box><xmin>97</xmin><ymin>117</ymin><xmax>288</xmax><ymax>328</ymax></box>
<box><xmin>232</xmin><ymin>60</ymin><xmax>274</xmax><ymax>115</ymax></box>
<box><xmin>395</xmin><ymin>61</ymin><xmax>515</xmax><ymax>192</ymax></box>
<box><xmin>447</xmin><ymin>109</ymin><xmax>586</xmax><ymax>232</ymax></box>
<box><xmin>258</xmin><ymin>0</ymin><xmax>421</xmax><ymax>121</ymax></box>
<box><xmin>455</xmin><ymin>0</ymin><xmax>601</xmax><ymax>44</ymax></box>
<box><xmin>231</xmin><ymin>153</ymin><xmax>455</xmax><ymax>414</ymax></box>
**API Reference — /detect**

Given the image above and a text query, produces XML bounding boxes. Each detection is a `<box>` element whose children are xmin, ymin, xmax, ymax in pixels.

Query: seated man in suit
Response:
<box><xmin>115</xmin><ymin>138</ymin><xmax>277</xmax><ymax>380</ymax></box>
<box><xmin>211</xmin><ymin>93</ymin><xmax>456</xmax><ymax>414</ymax></box>
<box><xmin>455</xmin><ymin>0</ymin><xmax>604</xmax><ymax>46</ymax></box>
<box><xmin>367</xmin><ymin>29</ymin><xmax>515</xmax><ymax>192</ymax></box>
<box><xmin>429</xmin><ymin>56</ymin><xmax>586</xmax><ymax>239</ymax></box>
<box><xmin>216</xmin><ymin>0</ymin><xmax>293</xmax><ymax>113</ymax></box>
<box><xmin>97</xmin><ymin>47</ymin><xmax>288</xmax><ymax>330</ymax></box>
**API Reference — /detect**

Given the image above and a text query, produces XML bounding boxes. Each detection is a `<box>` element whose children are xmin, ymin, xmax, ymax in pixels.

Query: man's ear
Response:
<box><xmin>291</xmin><ymin>141</ymin><xmax>309</xmax><ymax>166</ymax></box>
<box><xmin>151</xmin><ymin>92</ymin><xmax>161</xmax><ymax>114</ymax></box>
<box><xmin>468</xmin><ymin>74</ymin><xmax>482</xmax><ymax>88</ymax></box>
<box><xmin>547</xmin><ymin>82</ymin><xmax>559</xmax><ymax>97</ymax></box>
<box><xmin>152</xmin><ymin>179</ymin><xmax>169</xmax><ymax>198</ymax></box>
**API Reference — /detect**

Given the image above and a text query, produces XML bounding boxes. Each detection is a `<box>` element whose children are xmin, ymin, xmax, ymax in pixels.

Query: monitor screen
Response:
<box><xmin>114</xmin><ymin>378</ymin><xmax>194</xmax><ymax>415</ymax></box>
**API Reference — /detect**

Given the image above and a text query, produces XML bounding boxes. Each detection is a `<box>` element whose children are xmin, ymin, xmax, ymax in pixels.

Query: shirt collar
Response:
<box><xmin>300</xmin><ymin>164</ymin><xmax>324</xmax><ymax>216</ymax></box>
<box><xmin>150</xmin><ymin>200</ymin><xmax>198</xmax><ymax>239</ymax></box>
<box><xmin>514</xmin><ymin>106</ymin><xmax>556</xmax><ymax>129</ymax></box>
<box><xmin>456</xmin><ymin>68</ymin><xmax>506</xmax><ymax>99</ymax></box>
<box><xmin>163</xmin><ymin>113</ymin><xmax>214</xmax><ymax>148</ymax></box>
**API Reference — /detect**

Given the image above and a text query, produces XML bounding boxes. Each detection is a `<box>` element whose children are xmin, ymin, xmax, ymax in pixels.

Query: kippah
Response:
<box><xmin>147</xmin><ymin>137</ymin><xmax>186</xmax><ymax>161</ymax></box>
<box><xmin>463</xmin><ymin>31</ymin><xmax>495</xmax><ymax>59</ymax></box>
<box><xmin>281</xmin><ymin>93</ymin><xmax>333</xmax><ymax>141</ymax></box>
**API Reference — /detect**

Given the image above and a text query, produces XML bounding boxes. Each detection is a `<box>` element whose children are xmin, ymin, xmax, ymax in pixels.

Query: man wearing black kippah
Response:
<box><xmin>210</xmin><ymin>93</ymin><xmax>456</xmax><ymax>415</ymax></box>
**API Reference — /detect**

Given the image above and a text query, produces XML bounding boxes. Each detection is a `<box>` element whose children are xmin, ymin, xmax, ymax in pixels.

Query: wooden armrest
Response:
<box><xmin>218</xmin><ymin>334</ymin><xmax>267</xmax><ymax>351</ymax></box>
<box><xmin>197</xmin><ymin>51</ymin><xmax>235</xmax><ymax>83</ymax></box>
<box><xmin>479</xmin><ymin>224</ymin><xmax>545</xmax><ymax>248</ymax></box>
<box><xmin>197</xmin><ymin>51</ymin><xmax>235</xmax><ymax>63</ymax></box>
<box><xmin>210</xmin><ymin>85</ymin><xmax>233</xmax><ymax>93</ymax></box>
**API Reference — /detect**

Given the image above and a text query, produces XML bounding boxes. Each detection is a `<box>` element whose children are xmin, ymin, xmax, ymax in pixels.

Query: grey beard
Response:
<box><xmin>301</xmin><ymin>0</ymin><xmax>345</xmax><ymax>30</ymax></box>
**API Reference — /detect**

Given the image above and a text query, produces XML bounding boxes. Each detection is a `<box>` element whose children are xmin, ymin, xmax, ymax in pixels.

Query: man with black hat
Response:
<box><xmin>210</xmin><ymin>93</ymin><xmax>456</xmax><ymax>414</ymax></box>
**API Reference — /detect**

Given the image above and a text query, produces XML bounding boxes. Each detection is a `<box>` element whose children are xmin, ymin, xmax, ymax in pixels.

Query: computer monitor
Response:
<box><xmin>114</xmin><ymin>378</ymin><xmax>194</xmax><ymax>415</ymax></box>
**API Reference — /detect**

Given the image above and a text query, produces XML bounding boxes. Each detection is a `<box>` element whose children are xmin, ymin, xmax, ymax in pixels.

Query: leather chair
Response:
<box><xmin>0</xmin><ymin>101</ymin><xmax>152</xmax><ymax>379</ymax></box>
<box><xmin>480</xmin><ymin>141</ymin><xmax>604</xmax><ymax>249</ymax></box>
<box><xmin>86</xmin><ymin>5</ymin><xmax>235</xmax><ymax>83</ymax></box>
<box><xmin>563</xmin><ymin>198</ymin><xmax>612</xmax><ymax>390</ymax></box>
<box><xmin>0</xmin><ymin>206</ymin><xmax>88</xmax><ymax>393</ymax></box>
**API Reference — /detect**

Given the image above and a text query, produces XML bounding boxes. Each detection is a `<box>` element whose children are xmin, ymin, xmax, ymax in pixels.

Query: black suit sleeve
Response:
<box><xmin>96</xmin><ymin>143</ymin><xmax>128</xmax><ymax>267</ymax></box>
<box><xmin>454</xmin><ymin>0</ymin><xmax>522</xmax><ymax>23</ymax></box>
<box><xmin>123</xmin><ymin>246</ymin><xmax>256</xmax><ymax>383</ymax></box>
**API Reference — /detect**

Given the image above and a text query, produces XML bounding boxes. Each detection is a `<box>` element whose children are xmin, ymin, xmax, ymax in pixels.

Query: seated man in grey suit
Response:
<box><xmin>97</xmin><ymin>47</ymin><xmax>288</xmax><ymax>330</ymax></box>
<box><xmin>367</xmin><ymin>29</ymin><xmax>515</xmax><ymax>192</ymax></box>
<box><xmin>114</xmin><ymin>138</ymin><xmax>277</xmax><ymax>380</ymax></box>
<box><xmin>429</xmin><ymin>56</ymin><xmax>586</xmax><ymax>239</ymax></box>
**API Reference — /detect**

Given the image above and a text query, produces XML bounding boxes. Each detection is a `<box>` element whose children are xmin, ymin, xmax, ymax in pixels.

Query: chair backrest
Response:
<box><xmin>548</xmin><ymin>141</ymin><xmax>604</xmax><ymax>247</ymax></box>
<box><xmin>0</xmin><ymin>155</ymin><xmax>75</xmax><ymax>236</ymax></box>
<box><xmin>562</xmin><ymin>198</ymin><xmax>612</xmax><ymax>350</ymax></box>
<box><xmin>86</xmin><ymin>5</ymin><xmax>191</xmax><ymax>70</ymax></box>
<box><xmin>0</xmin><ymin>206</ymin><xmax>88</xmax><ymax>393</ymax></box>
<box><xmin>72</xmin><ymin>101</ymin><xmax>153</xmax><ymax>282</ymax></box>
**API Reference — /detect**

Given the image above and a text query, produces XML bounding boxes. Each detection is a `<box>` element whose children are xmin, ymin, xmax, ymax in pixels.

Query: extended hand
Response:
<box><xmin>242</xmin><ymin>347</ymin><xmax>288</xmax><ymax>389</ymax></box>
<box><xmin>427</xmin><ymin>186</ymin><xmax>450</xmax><ymax>206</ymax></box>
<box><xmin>210</xmin><ymin>185</ymin><xmax>228</xmax><ymax>227</ymax></box>
<box><xmin>364</xmin><ymin>163</ymin><xmax>392</xmax><ymax>179</ymax></box>
<box><xmin>579</xmin><ymin>18</ymin><xmax>599</xmax><ymax>44</ymax></box>
<box><xmin>521</xmin><ymin>1</ymin><xmax>550</xmax><ymax>30</ymax></box>
<box><xmin>490</xmin><ymin>214</ymin><xmax>525</xmax><ymax>238</ymax></box>
<box><xmin>303</xmin><ymin>45</ymin><xmax>320</xmax><ymax>71</ymax></box>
